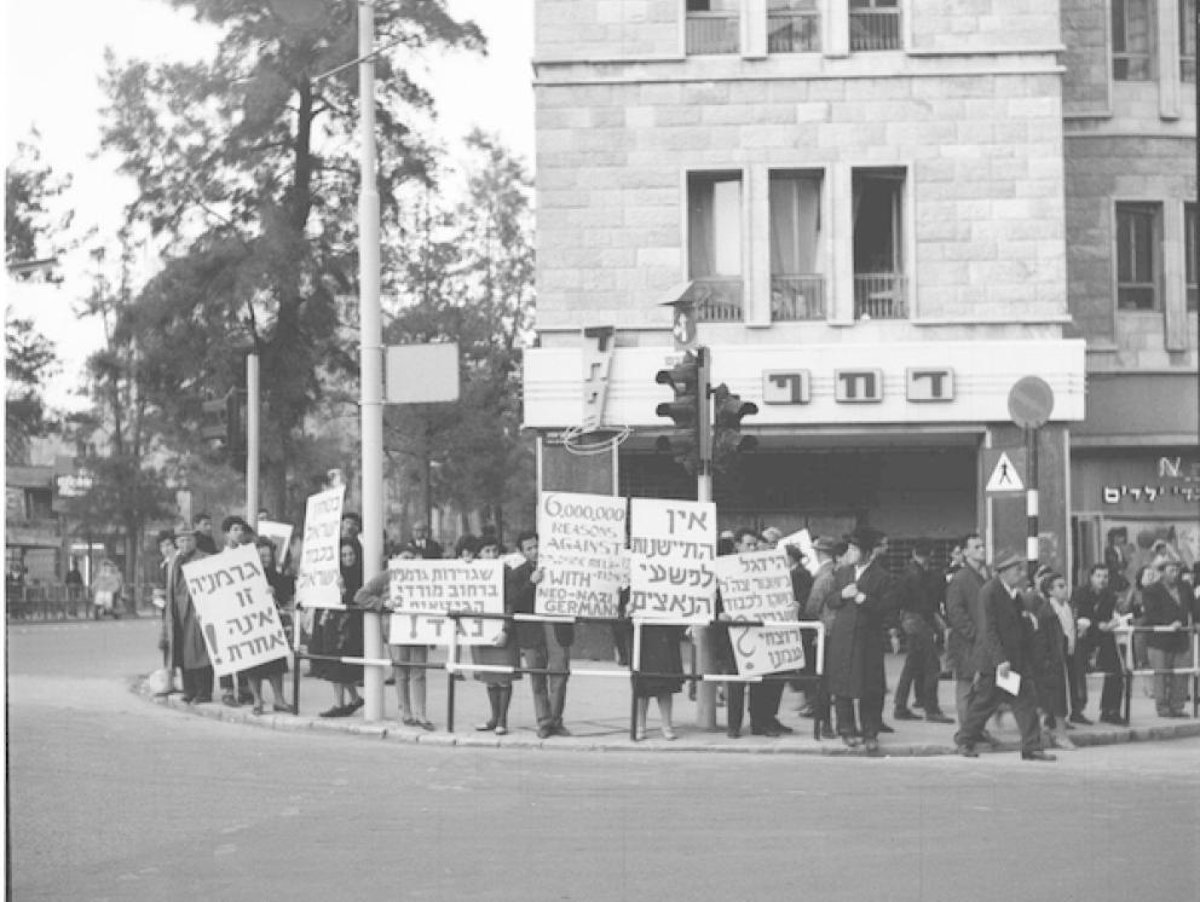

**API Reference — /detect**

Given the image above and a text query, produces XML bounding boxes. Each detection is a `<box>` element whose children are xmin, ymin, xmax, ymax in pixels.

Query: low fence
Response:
<box><xmin>5</xmin><ymin>583</ymin><xmax>156</xmax><ymax>621</ymax></box>
<box><xmin>290</xmin><ymin>606</ymin><xmax>827</xmax><ymax>741</ymax></box>
<box><xmin>1117</xmin><ymin>624</ymin><xmax>1200</xmax><ymax>720</ymax></box>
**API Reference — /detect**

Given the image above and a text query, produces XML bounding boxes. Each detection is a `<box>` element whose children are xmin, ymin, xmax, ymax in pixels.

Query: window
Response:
<box><xmin>769</xmin><ymin>171</ymin><xmax>825</xmax><ymax>320</ymax></box>
<box><xmin>686</xmin><ymin>0</ymin><xmax>740</xmax><ymax>55</ymax></box>
<box><xmin>1115</xmin><ymin>203</ymin><xmax>1160</xmax><ymax>310</ymax></box>
<box><xmin>1112</xmin><ymin>0</ymin><xmax>1155</xmax><ymax>81</ymax></box>
<box><xmin>850</xmin><ymin>0</ymin><xmax>901</xmax><ymax>52</ymax></box>
<box><xmin>768</xmin><ymin>0</ymin><xmax>820</xmax><ymax>53</ymax></box>
<box><xmin>1187</xmin><ymin>203</ymin><xmax>1198</xmax><ymax>312</ymax></box>
<box><xmin>852</xmin><ymin>169</ymin><xmax>907</xmax><ymax>319</ymax></box>
<box><xmin>688</xmin><ymin>172</ymin><xmax>743</xmax><ymax>321</ymax></box>
<box><xmin>1183</xmin><ymin>0</ymin><xmax>1196</xmax><ymax>83</ymax></box>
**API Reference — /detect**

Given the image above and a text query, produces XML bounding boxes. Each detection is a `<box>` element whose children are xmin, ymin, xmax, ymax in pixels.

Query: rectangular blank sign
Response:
<box><xmin>385</xmin><ymin>343</ymin><xmax>460</xmax><ymax>403</ymax></box>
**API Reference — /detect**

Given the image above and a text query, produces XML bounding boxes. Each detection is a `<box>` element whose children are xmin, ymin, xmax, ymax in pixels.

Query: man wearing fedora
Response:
<box><xmin>804</xmin><ymin>535</ymin><xmax>842</xmax><ymax>739</ymax></box>
<box><xmin>1141</xmin><ymin>556</ymin><xmax>1191</xmax><ymax>718</ymax></box>
<box><xmin>827</xmin><ymin>527</ymin><xmax>897</xmax><ymax>753</ymax></box>
<box><xmin>164</xmin><ymin>522</ymin><xmax>214</xmax><ymax>704</ymax></box>
<box><xmin>956</xmin><ymin>548</ymin><xmax>1055</xmax><ymax>761</ymax></box>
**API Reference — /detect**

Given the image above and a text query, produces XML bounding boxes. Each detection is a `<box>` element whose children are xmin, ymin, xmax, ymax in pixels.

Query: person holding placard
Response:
<box><xmin>244</xmin><ymin>538</ymin><xmax>294</xmax><ymax>715</ymax></box>
<box><xmin>509</xmin><ymin>531</ymin><xmax>561</xmax><ymax>739</ymax></box>
<box><xmin>632</xmin><ymin>619</ymin><xmax>685</xmax><ymax>741</ymax></box>
<box><xmin>735</xmin><ymin>528</ymin><xmax>793</xmax><ymax>737</ymax></box>
<box><xmin>164</xmin><ymin>523</ymin><xmax>213</xmax><ymax>704</ymax></box>
<box><xmin>314</xmin><ymin>540</ymin><xmax>365</xmax><ymax>718</ymax></box>
<box><xmin>956</xmin><ymin>549</ymin><xmax>1054</xmax><ymax>761</ymax></box>
<box><xmin>827</xmin><ymin>528</ymin><xmax>896</xmax><ymax>753</ymax></box>
<box><xmin>471</xmin><ymin>536</ymin><xmax>521</xmax><ymax>735</ymax></box>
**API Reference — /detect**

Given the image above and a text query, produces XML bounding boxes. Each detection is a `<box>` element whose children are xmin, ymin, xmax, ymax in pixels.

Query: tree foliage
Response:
<box><xmin>99</xmin><ymin>0</ymin><xmax>485</xmax><ymax>518</ymax></box>
<box><xmin>384</xmin><ymin>131</ymin><xmax>535</xmax><ymax>538</ymax></box>
<box><xmin>4</xmin><ymin>130</ymin><xmax>72</xmax><ymax>279</ymax></box>
<box><xmin>5</xmin><ymin>314</ymin><xmax>60</xmax><ymax>463</ymax></box>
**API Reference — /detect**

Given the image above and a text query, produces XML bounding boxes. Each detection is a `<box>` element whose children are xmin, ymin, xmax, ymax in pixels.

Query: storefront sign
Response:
<box><xmin>1102</xmin><ymin>456</ymin><xmax>1200</xmax><ymax>505</ymax></box>
<box><xmin>760</xmin><ymin>368</ymin><xmax>956</xmax><ymax>405</ymax></box>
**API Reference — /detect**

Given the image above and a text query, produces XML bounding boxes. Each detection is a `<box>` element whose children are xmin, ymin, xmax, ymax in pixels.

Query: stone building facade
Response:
<box><xmin>522</xmin><ymin>0</ymin><xmax>1194</xmax><ymax>578</ymax></box>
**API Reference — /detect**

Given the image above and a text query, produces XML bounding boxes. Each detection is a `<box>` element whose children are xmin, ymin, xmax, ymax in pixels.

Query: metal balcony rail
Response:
<box><xmin>770</xmin><ymin>274</ymin><xmax>826</xmax><ymax>320</ymax></box>
<box><xmin>767</xmin><ymin>11</ymin><xmax>820</xmax><ymax>53</ymax></box>
<box><xmin>1113</xmin><ymin>51</ymin><xmax>1154</xmax><ymax>81</ymax></box>
<box><xmin>1117</xmin><ymin>281</ymin><xmax>1157</xmax><ymax>310</ymax></box>
<box><xmin>849</xmin><ymin>8</ymin><xmax>901</xmax><ymax>51</ymax></box>
<box><xmin>690</xmin><ymin>276</ymin><xmax>744</xmax><ymax>322</ymax></box>
<box><xmin>853</xmin><ymin>272</ymin><xmax>908</xmax><ymax>319</ymax></box>
<box><xmin>686</xmin><ymin>11</ymin><xmax>740</xmax><ymax>54</ymax></box>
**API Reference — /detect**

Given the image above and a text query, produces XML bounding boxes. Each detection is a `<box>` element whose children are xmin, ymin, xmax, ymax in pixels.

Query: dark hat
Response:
<box><xmin>847</xmin><ymin>527</ymin><xmax>884</xmax><ymax>552</ymax></box>
<box><xmin>992</xmin><ymin>548</ymin><xmax>1024</xmax><ymax>573</ymax></box>
<box><xmin>812</xmin><ymin>535</ymin><xmax>838</xmax><ymax>555</ymax></box>
<box><xmin>155</xmin><ymin>528</ymin><xmax>176</xmax><ymax>544</ymax></box>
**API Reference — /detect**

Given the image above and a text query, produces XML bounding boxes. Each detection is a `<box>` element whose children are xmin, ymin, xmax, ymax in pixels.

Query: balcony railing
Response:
<box><xmin>1117</xmin><ymin>282</ymin><xmax>1157</xmax><ymax>310</ymax></box>
<box><xmin>853</xmin><ymin>273</ymin><xmax>908</xmax><ymax>319</ymax></box>
<box><xmin>767</xmin><ymin>12</ymin><xmax>820</xmax><ymax>53</ymax></box>
<box><xmin>1113</xmin><ymin>52</ymin><xmax>1154</xmax><ymax>81</ymax></box>
<box><xmin>849</xmin><ymin>9</ymin><xmax>901</xmax><ymax>51</ymax></box>
<box><xmin>686</xmin><ymin>12</ymin><xmax>740</xmax><ymax>55</ymax></box>
<box><xmin>771</xmin><ymin>275</ymin><xmax>826</xmax><ymax>321</ymax></box>
<box><xmin>690</xmin><ymin>277</ymin><xmax>744</xmax><ymax>322</ymax></box>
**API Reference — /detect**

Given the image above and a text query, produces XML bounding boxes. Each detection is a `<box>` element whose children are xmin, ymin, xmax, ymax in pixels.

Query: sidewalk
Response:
<box><xmin>137</xmin><ymin>650</ymin><xmax>1200</xmax><ymax>756</ymax></box>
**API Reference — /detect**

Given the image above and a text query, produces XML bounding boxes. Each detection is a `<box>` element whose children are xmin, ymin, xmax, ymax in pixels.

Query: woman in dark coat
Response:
<box><xmin>627</xmin><ymin>582</ymin><xmax>685</xmax><ymax>741</ymax></box>
<box><xmin>245</xmin><ymin>538</ymin><xmax>293</xmax><ymax>715</ymax></box>
<box><xmin>1030</xmin><ymin>572</ymin><xmax>1070</xmax><ymax>746</ymax></box>
<box><xmin>826</xmin><ymin>529</ymin><xmax>895</xmax><ymax>751</ymax></box>
<box><xmin>315</xmin><ymin>540</ymin><xmax>365</xmax><ymax>718</ymax></box>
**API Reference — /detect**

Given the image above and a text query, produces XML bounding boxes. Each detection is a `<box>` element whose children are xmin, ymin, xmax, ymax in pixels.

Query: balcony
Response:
<box><xmin>849</xmin><ymin>9</ymin><xmax>901</xmax><ymax>51</ymax></box>
<box><xmin>686</xmin><ymin>11</ymin><xmax>739</xmax><ymax>54</ymax></box>
<box><xmin>767</xmin><ymin>11</ymin><xmax>820</xmax><ymax>53</ymax></box>
<box><xmin>690</xmin><ymin>277</ymin><xmax>744</xmax><ymax>322</ymax></box>
<box><xmin>771</xmin><ymin>275</ymin><xmax>826</xmax><ymax>321</ymax></box>
<box><xmin>853</xmin><ymin>273</ymin><xmax>908</xmax><ymax>319</ymax></box>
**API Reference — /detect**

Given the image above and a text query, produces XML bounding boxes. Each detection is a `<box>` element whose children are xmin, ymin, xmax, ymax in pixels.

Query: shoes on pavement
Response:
<box><xmin>493</xmin><ymin>725</ymin><xmax>508</xmax><ymax>736</ymax></box>
<box><xmin>1068</xmin><ymin>712</ymin><xmax>1093</xmax><ymax>726</ymax></box>
<box><xmin>475</xmin><ymin>720</ymin><xmax>497</xmax><ymax>731</ymax></box>
<box><xmin>863</xmin><ymin>738</ymin><xmax>880</xmax><ymax>754</ymax></box>
<box><xmin>552</xmin><ymin>724</ymin><xmax>572</xmax><ymax>737</ymax></box>
<box><xmin>957</xmin><ymin>743</ymin><xmax>979</xmax><ymax>758</ymax></box>
<box><xmin>1099</xmin><ymin>712</ymin><xmax>1128</xmax><ymax>726</ymax></box>
<box><xmin>180</xmin><ymin>695</ymin><xmax>195</xmax><ymax>704</ymax></box>
<box><xmin>820</xmin><ymin>722</ymin><xmax>836</xmax><ymax>740</ymax></box>
<box><xmin>769</xmin><ymin>720</ymin><xmax>794</xmax><ymax>734</ymax></box>
<box><xmin>319</xmin><ymin>705</ymin><xmax>350</xmax><ymax>718</ymax></box>
<box><xmin>726</xmin><ymin>728</ymin><xmax>741</xmax><ymax>739</ymax></box>
<box><xmin>1166</xmin><ymin>710</ymin><xmax>1189</xmax><ymax>718</ymax></box>
<box><xmin>894</xmin><ymin>708</ymin><xmax>921</xmax><ymax>721</ymax></box>
<box><xmin>841</xmin><ymin>734</ymin><xmax>861</xmax><ymax>749</ymax></box>
<box><xmin>751</xmin><ymin>725</ymin><xmax>782</xmax><ymax>737</ymax></box>
<box><xmin>251</xmin><ymin>704</ymin><xmax>264</xmax><ymax>716</ymax></box>
<box><xmin>877</xmin><ymin>722</ymin><xmax>895</xmax><ymax>734</ymax></box>
<box><xmin>924</xmin><ymin>711</ymin><xmax>954</xmax><ymax>724</ymax></box>
<box><xmin>348</xmin><ymin>698</ymin><xmax>365</xmax><ymax>712</ymax></box>
<box><xmin>273</xmin><ymin>704</ymin><xmax>295</xmax><ymax>714</ymax></box>
<box><xmin>911</xmin><ymin>700</ymin><xmax>924</xmax><ymax>710</ymax></box>
<box><xmin>221</xmin><ymin>693</ymin><xmax>240</xmax><ymax>708</ymax></box>
<box><xmin>536</xmin><ymin>726</ymin><xmax>552</xmax><ymax>739</ymax></box>
<box><xmin>661</xmin><ymin>726</ymin><xmax>678</xmax><ymax>741</ymax></box>
<box><xmin>980</xmin><ymin>729</ymin><xmax>1001</xmax><ymax>748</ymax></box>
<box><xmin>192</xmin><ymin>695</ymin><xmax>212</xmax><ymax>705</ymax></box>
<box><xmin>1022</xmin><ymin>750</ymin><xmax>1057</xmax><ymax>762</ymax></box>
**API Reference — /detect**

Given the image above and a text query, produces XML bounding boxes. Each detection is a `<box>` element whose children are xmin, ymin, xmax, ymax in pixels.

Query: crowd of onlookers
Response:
<box><xmin>148</xmin><ymin>508</ymin><xmax>1199</xmax><ymax>757</ymax></box>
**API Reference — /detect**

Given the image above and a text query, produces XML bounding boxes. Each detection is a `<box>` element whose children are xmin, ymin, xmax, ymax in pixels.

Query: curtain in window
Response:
<box><xmin>769</xmin><ymin>176</ymin><xmax>820</xmax><ymax>275</ymax></box>
<box><xmin>688</xmin><ymin>176</ymin><xmax>741</xmax><ymax>278</ymax></box>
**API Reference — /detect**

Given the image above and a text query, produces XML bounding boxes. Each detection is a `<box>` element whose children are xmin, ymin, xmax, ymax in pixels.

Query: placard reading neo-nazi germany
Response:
<box><xmin>713</xmin><ymin>549</ymin><xmax>805</xmax><ymax>676</ymax></box>
<box><xmin>387</xmin><ymin>559</ymin><xmax>504</xmax><ymax>646</ymax></box>
<box><xmin>295</xmin><ymin>485</ymin><xmax>345</xmax><ymax>610</ymax></box>
<box><xmin>628</xmin><ymin>498</ymin><xmax>716</xmax><ymax>622</ymax></box>
<box><xmin>536</xmin><ymin>491</ymin><xmax>626</xmax><ymax>619</ymax></box>
<box><xmin>183</xmin><ymin>545</ymin><xmax>290</xmax><ymax>678</ymax></box>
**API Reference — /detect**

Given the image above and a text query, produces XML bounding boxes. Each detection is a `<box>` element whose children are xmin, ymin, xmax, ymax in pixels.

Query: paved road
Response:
<box><xmin>7</xmin><ymin>620</ymin><xmax>1200</xmax><ymax>901</ymax></box>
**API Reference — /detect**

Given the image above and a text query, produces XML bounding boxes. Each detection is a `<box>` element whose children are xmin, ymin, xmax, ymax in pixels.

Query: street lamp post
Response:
<box><xmin>358</xmin><ymin>0</ymin><xmax>386</xmax><ymax>723</ymax></box>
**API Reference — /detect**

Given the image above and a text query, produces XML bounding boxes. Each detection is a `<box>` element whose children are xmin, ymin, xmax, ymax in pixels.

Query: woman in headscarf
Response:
<box><xmin>244</xmin><ymin>537</ymin><xmax>294</xmax><ymax>715</ymax></box>
<box><xmin>316</xmin><ymin>539</ymin><xmax>365</xmax><ymax>717</ymax></box>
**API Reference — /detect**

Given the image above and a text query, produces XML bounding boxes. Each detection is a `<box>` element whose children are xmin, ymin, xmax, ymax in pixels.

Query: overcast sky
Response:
<box><xmin>3</xmin><ymin>0</ymin><xmax>535</xmax><ymax>410</ymax></box>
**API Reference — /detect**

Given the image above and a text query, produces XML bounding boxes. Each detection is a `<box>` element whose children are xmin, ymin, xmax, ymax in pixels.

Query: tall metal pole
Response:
<box><xmin>1025</xmin><ymin>426</ymin><xmax>1039</xmax><ymax>583</ymax></box>
<box><xmin>359</xmin><ymin>0</ymin><xmax>385</xmax><ymax>723</ymax></box>
<box><xmin>694</xmin><ymin>348</ymin><xmax>717</xmax><ymax>730</ymax></box>
<box><xmin>246</xmin><ymin>352</ymin><xmax>260</xmax><ymax>529</ymax></box>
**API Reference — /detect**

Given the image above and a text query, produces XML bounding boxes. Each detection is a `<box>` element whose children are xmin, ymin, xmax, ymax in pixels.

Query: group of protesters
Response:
<box><xmin>154</xmin><ymin>502</ymin><xmax>1198</xmax><ymax>757</ymax></box>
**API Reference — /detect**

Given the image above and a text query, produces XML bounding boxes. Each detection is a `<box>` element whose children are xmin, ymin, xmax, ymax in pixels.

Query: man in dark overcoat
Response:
<box><xmin>164</xmin><ymin>523</ymin><xmax>213</xmax><ymax>703</ymax></box>
<box><xmin>827</xmin><ymin>527</ymin><xmax>896</xmax><ymax>752</ymax></box>
<box><xmin>956</xmin><ymin>549</ymin><xmax>1054</xmax><ymax>761</ymax></box>
<box><xmin>945</xmin><ymin>532</ymin><xmax>989</xmax><ymax>726</ymax></box>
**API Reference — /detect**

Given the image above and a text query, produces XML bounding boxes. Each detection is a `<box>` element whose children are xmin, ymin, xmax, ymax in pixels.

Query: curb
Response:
<box><xmin>129</xmin><ymin>677</ymin><xmax>1200</xmax><ymax>756</ymax></box>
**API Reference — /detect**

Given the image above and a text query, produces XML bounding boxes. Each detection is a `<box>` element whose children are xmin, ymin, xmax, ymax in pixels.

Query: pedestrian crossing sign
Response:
<box><xmin>985</xmin><ymin>451</ymin><xmax>1025</xmax><ymax>493</ymax></box>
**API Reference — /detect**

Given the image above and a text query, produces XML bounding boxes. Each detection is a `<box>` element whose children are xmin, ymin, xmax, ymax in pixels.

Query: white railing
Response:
<box><xmin>767</xmin><ymin>12</ymin><xmax>820</xmax><ymax>53</ymax></box>
<box><xmin>771</xmin><ymin>275</ymin><xmax>826</xmax><ymax>320</ymax></box>
<box><xmin>686</xmin><ymin>12</ymin><xmax>740</xmax><ymax>54</ymax></box>
<box><xmin>853</xmin><ymin>272</ymin><xmax>908</xmax><ymax>319</ymax></box>
<box><xmin>849</xmin><ymin>8</ymin><xmax>901</xmax><ymax>51</ymax></box>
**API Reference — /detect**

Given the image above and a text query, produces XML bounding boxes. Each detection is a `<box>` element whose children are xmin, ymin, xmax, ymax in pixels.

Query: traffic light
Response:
<box><xmin>200</xmin><ymin>389</ymin><xmax>247</xmax><ymax>468</ymax></box>
<box><xmin>711</xmin><ymin>383</ymin><xmax>758</xmax><ymax>471</ymax></box>
<box><xmin>200</xmin><ymin>396</ymin><xmax>229</xmax><ymax>443</ymax></box>
<box><xmin>654</xmin><ymin>349</ymin><xmax>710</xmax><ymax>475</ymax></box>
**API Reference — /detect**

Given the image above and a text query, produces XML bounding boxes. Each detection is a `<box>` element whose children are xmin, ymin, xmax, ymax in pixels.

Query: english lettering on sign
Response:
<box><xmin>762</xmin><ymin>371</ymin><xmax>811</xmax><ymax>405</ymax></box>
<box><xmin>906</xmin><ymin>368</ymin><xmax>955</xmax><ymax>402</ymax></box>
<box><xmin>835</xmin><ymin>369</ymin><xmax>883</xmax><ymax>403</ymax></box>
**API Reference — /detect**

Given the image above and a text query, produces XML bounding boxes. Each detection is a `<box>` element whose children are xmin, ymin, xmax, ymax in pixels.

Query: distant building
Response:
<box><xmin>521</xmin><ymin>1</ymin><xmax>1193</xmax><ymax>578</ymax></box>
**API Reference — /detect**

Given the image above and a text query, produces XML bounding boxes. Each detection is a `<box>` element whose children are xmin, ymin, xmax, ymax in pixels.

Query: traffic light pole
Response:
<box><xmin>694</xmin><ymin>348</ymin><xmax>717</xmax><ymax>731</ymax></box>
<box><xmin>246</xmin><ymin>352</ymin><xmax>260</xmax><ymax>530</ymax></box>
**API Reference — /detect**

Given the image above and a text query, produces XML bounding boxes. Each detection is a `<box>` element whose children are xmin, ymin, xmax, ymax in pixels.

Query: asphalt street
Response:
<box><xmin>6</xmin><ymin>619</ymin><xmax>1200</xmax><ymax>901</ymax></box>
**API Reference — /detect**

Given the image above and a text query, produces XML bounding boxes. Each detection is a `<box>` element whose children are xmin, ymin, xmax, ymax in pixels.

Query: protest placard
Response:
<box><xmin>182</xmin><ymin>545</ymin><xmax>290</xmax><ymax>678</ymax></box>
<box><xmin>536</xmin><ymin>491</ymin><xmax>626</xmax><ymax>619</ymax></box>
<box><xmin>628</xmin><ymin>498</ymin><xmax>716</xmax><ymax>622</ymax></box>
<box><xmin>713</xmin><ymin>549</ymin><xmax>805</xmax><ymax>676</ymax></box>
<box><xmin>778</xmin><ymin>528</ymin><xmax>819</xmax><ymax>576</ymax></box>
<box><xmin>387</xmin><ymin>559</ymin><xmax>504</xmax><ymax>646</ymax></box>
<box><xmin>295</xmin><ymin>485</ymin><xmax>345</xmax><ymax>610</ymax></box>
<box><xmin>257</xmin><ymin>519</ymin><xmax>294</xmax><ymax>569</ymax></box>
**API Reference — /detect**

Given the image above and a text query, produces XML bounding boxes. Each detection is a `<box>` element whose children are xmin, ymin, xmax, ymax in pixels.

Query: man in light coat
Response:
<box><xmin>164</xmin><ymin>524</ymin><xmax>213</xmax><ymax>704</ymax></box>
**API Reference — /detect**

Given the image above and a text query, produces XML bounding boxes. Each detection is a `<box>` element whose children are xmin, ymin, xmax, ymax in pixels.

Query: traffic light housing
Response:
<box><xmin>200</xmin><ymin>389</ymin><xmax>247</xmax><ymax>468</ymax></box>
<box><xmin>654</xmin><ymin>349</ymin><xmax>710</xmax><ymax>475</ymax></box>
<box><xmin>711</xmin><ymin>383</ymin><xmax>758</xmax><ymax>471</ymax></box>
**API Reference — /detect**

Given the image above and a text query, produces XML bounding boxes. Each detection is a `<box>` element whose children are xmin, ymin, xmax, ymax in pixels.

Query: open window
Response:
<box><xmin>686</xmin><ymin>0</ymin><xmax>740</xmax><ymax>54</ymax></box>
<box><xmin>849</xmin><ymin>0</ymin><xmax>901</xmax><ymax>52</ymax></box>
<box><xmin>1112</xmin><ymin>0</ymin><xmax>1155</xmax><ymax>81</ymax></box>
<box><xmin>688</xmin><ymin>171</ymin><xmax>744</xmax><ymax>321</ymax></box>
<box><xmin>769</xmin><ymin>171</ymin><xmax>825</xmax><ymax>320</ymax></box>
<box><xmin>852</xmin><ymin>168</ymin><xmax>906</xmax><ymax>319</ymax></box>
<box><xmin>768</xmin><ymin>0</ymin><xmax>820</xmax><ymax>53</ymax></box>
<box><xmin>1115</xmin><ymin>202</ymin><xmax>1161</xmax><ymax>311</ymax></box>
